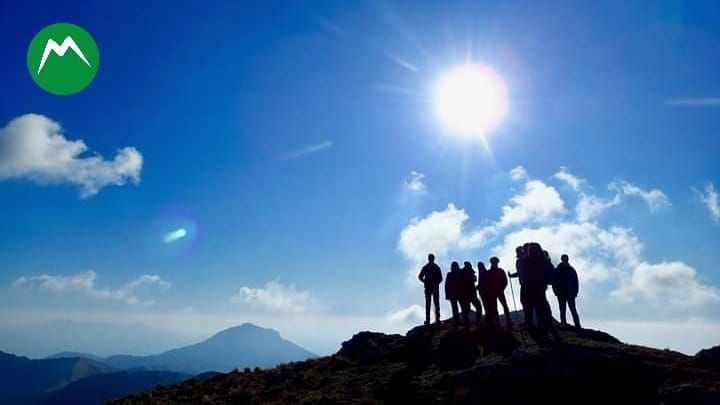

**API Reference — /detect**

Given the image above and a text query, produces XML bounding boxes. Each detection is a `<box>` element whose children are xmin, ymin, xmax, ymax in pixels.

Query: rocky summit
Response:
<box><xmin>112</xmin><ymin>318</ymin><xmax>720</xmax><ymax>404</ymax></box>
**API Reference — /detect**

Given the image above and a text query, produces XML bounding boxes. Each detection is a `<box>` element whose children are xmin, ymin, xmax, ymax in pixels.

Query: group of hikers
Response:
<box><xmin>418</xmin><ymin>242</ymin><xmax>581</xmax><ymax>335</ymax></box>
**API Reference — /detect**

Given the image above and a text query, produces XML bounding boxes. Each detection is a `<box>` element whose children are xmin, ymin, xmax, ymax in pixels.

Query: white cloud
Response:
<box><xmin>404</xmin><ymin>171</ymin><xmax>426</xmax><ymax>192</ymax></box>
<box><xmin>576</xmin><ymin>193</ymin><xmax>621</xmax><ymax>222</ymax></box>
<box><xmin>491</xmin><ymin>222</ymin><xmax>641</xmax><ymax>284</ymax></box>
<box><xmin>0</xmin><ymin>114</ymin><xmax>143</xmax><ymax>198</ymax></box>
<box><xmin>281</xmin><ymin>141</ymin><xmax>333</xmax><ymax>160</ymax></box>
<box><xmin>611</xmin><ymin>262</ymin><xmax>720</xmax><ymax>309</ymax></box>
<box><xmin>13</xmin><ymin>271</ymin><xmax>169</xmax><ymax>306</ymax></box>
<box><xmin>398</xmin><ymin>167</ymin><xmax>719</xmax><ymax>315</ymax></box>
<box><xmin>554</xmin><ymin>166</ymin><xmax>585</xmax><ymax>191</ymax></box>
<box><xmin>398</xmin><ymin>203</ymin><xmax>469</xmax><ymax>264</ymax></box>
<box><xmin>498</xmin><ymin>180</ymin><xmax>565</xmax><ymax>227</ymax></box>
<box><xmin>386</xmin><ymin>304</ymin><xmax>424</xmax><ymax>323</ymax></box>
<box><xmin>509</xmin><ymin>165</ymin><xmax>527</xmax><ymax>181</ymax></box>
<box><xmin>611</xmin><ymin>181</ymin><xmax>670</xmax><ymax>212</ymax></box>
<box><xmin>695</xmin><ymin>183</ymin><xmax>720</xmax><ymax>223</ymax></box>
<box><xmin>229</xmin><ymin>281</ymin><xmax>315</xmax><ymax>313</ymax></box>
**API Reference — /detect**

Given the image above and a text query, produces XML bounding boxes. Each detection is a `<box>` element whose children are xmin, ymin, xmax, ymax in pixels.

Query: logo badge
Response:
<box><xmin>27</xmin><ymin>23</ymin><xmax>99</xmax><ymax>95</ymax></box>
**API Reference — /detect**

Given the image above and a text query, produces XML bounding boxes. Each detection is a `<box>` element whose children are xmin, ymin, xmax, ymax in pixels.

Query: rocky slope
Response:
<box><xmin>111</xmin><ymin>319</ymin><xmax>720</xmax><ymax>404</ymax></box>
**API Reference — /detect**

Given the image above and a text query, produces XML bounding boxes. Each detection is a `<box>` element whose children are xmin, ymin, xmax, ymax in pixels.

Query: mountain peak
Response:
<box><xmin>112</xmin><ymin>320</ymin><xmax>720</xmax><ymax>404</ymax></box>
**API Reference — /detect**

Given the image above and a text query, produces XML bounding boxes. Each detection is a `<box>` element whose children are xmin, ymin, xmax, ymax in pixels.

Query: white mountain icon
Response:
<box><xmin>37</xmin><ymin>35</ymin><xmax>92</xmax><ymax>74</ymax></box>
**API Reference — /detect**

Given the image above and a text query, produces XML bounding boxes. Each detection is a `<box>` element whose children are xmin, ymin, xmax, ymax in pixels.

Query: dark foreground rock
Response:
<box><xmin>110</xmin><ymin>321</ymin><xmax>720</xmax><ymax>404</ymax></box>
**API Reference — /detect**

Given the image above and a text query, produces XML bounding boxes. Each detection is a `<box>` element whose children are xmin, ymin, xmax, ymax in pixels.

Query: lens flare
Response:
<box><xmin>163</xmin><ymin>228</ymin><xmax>187</xmax><ymax>243</ymax></box>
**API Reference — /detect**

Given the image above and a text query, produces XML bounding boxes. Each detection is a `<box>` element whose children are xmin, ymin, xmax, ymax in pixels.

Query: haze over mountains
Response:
<box><xmin>114</xmin><ymin>315</ymin><xmax>720</xmax><ymax>404</ymax></box>
<box><xmin>101</xmin><ymin>323</ymin><xmax>315</xmax><ymax>373</ymax></box>
<box><xmin>0</xmin><ymin>323</ymin><xmax>314</xmax><ymax>404</ymax></box>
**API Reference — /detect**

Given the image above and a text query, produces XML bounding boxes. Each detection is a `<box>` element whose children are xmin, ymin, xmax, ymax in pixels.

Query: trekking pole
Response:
<box><xmin>509</xmin><ymin>277</ymin><xmax>517</xmax><ymax>312</ymax></box>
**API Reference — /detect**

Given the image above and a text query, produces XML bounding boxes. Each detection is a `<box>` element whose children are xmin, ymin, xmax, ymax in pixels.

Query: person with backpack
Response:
<box><xmin>462</xmin><ymin>261</ymin><xmax>483</xmax><ymax>326</ymax></box>
<box><xmin>552</xmin><ymin>254</ymin><xmax>581</xmax><ymax>328</ymax></box>
<box><xmin>418</xmin><ymin>253</ymin><xmax>443</xmax><ymax>325</ymax></box>
<box><xmin>523</xmin><ymin>243</ymin><xmax>559</xmax><ymax>339</ymax></box>
<box><xmin>487</xmin><ymin>257</ymin><xmax>513</xmax><ymax>329</ymax></box>
<box><xmin>445</xmin><ymin>261</ymin><xmax>462</xmax><ymax>325</ymax></box>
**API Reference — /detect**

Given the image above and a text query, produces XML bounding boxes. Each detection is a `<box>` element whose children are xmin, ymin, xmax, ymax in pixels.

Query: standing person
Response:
<box><xmin>456</xmin><ymin>262</ymin><xmax>475</xmax><ymax>327</ymax></box>
<box><xmin>445</xmin><ymin>261</ymin><xmax>461</xmax><ymax>325</ymax></box>
<box><xmin>476</xmin><ymin>261</ymin><xmax>489</xmax><ymax>324</ymax></box>
<box><xmin>553</xmin><ymin>254</ymin><xmax>581</xmax><ymax>328</ymax></box>
<box><xmin>487</xmin><ymin>257</ymin><xmax>513</xmax><ymax>329</ymax></box>
<box><xmin>509</xmin><ymin>246</ymin><xmax>531</xmax><ymax>326</ymax></box>
<box><xmin>418</xmin><ymin>254</ymin><xmax>443</xmax><ymax>325</ymax></box>
<box><xmin>462</xmin><ymin>261</ymin><xmax>483</xmax><ymax>326</ymax></box>
<box><xmin>524</xmin><ymin>243</ymin><xmax>560</xmax><ymax>339</ymax></box>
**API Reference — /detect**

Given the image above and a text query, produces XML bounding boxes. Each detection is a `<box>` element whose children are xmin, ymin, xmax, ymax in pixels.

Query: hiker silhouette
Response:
<box><xmin>445</xmin><ymin>261</ymin><xmax>462</xmax><ymax>324</ymax></box>
<box><xmin>462</xmin><ymin>261</ymin><xmax>483</xmax><ymax>326</ymax></box>
<box><xmin>418</xmin><ymin>253</ymin><xmax>443</xmax><ymax>325</ymax></box>
<box><xmin>486</xmin><ymin>257</ymin><xmax>513</xmax><ymax>328</ymax></box>
<box><xmin>552</xmin><ymin>254</ymin><xmax>581</xmax><ymax>328</ymax></box>
<box><xmin>509</xmin><ymin>246</ymin><xmax>532</xmax><ymax>325</ymax></box>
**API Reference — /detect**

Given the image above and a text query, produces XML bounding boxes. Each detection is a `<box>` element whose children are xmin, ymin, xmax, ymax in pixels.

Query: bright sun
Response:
<box><xmin>434</xmin><ymin>63</ymin><xmax>508</xmax><ymax>137</ymax></box>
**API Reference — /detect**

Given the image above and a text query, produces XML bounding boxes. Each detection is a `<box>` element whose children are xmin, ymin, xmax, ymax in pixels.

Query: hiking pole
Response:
<box><xmin>509</xmin><ymin>276</ymin><xmax>517</xmax><ymax>312</ymax></box>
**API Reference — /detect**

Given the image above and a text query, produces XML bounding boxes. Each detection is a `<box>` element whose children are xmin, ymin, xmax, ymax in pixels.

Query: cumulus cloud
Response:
<box><xmin>404</xmin><ymin>171</ymin><xmax>426</xmax><ymax>192</ymax></box>
<box><xmin>611</xmin><ymin>262</ymin><xmax>720</xmax><ymax>309</ymax></box>
<box><xmin>229</xmin><ymin>281</ymin><xmax>315</xmax><ymax>313</ymax></box>
<box><xmin>386</xmin><ymin>304</ymin><xmax>424</xmax><ymax>323</ymax></box>
<box><xmin>498</xmin><ymin>180</ymin><xmax>565</xmax><ymax>227</ymax></box>
<box><xmin>695</xmin><ymin>183</ymin><xmax>719</xmax><ymax>223</ymax></box>
<box><xmin>576</xmin><ymin>193</ymin><xmax>621</xmax><ymax>222</ymax></box>
<box><xmin>491</xmin><ymin>222</ymin><xmax>641</xmax><ymax>283</ymax></box>
<box><xmin>13</xmin><ymin>271</ymin><xmax>169</xmax><ymax>305</ymax></box>
<box><xmin>509</xmin><ymin>165</ymin><xmax>528</xmax><ymax>181</ymax></box>
<box><xmin>397</xmin><ymin>179</ymin><xmax>564</xmax><ymax>281</ymax></box>
<box><xmin>397</xmin><ymin>167</ymin><xmax>719</xmax><ymax>314</ymax></box>
<box><xmin>0</xmin><ymin>114</ymin><xmax>143</xmax><ymax>198</ymax></box>
<box><xmin>554</xmin><ymin>166</ymin><xmax>585</xmax><ymax>191</ymax></box>
<box><xmin>397</xmin><ymin>203</ymin><xmax>493</xmax><ymax>266</ymax></box>
<box><xmin>611</xmin><ymin>181</ymin><xmax>670</xmax><ymax>212</ymax></box>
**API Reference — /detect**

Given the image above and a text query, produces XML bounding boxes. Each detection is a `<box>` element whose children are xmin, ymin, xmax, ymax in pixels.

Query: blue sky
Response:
<box><xmin>0</xmin><ymin>0</ymin><xmax>719</xmax><ymax>356</ymax></box>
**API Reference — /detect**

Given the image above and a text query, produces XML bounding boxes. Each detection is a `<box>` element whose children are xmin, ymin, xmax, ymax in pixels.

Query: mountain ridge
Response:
<box><xmin>111</xmin><ymin>314</ymin><xmax>720</xmax><ymax>404</ymax></box>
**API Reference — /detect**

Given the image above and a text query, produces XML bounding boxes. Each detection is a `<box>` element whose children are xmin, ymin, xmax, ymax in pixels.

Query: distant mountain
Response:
<box><xmin>45</xmin><ymin>352</ymin><xmax>104</xmax><ymax>362</ymax></box>
<box><xmin>104</xmin><ymin>323</ymin><xmax>315</xmax><ymax>374</ymax></box>
<box><xmin>0</xmin><ymin>351</ymin><xmax>113</xmax><ymax>404</ymax></box>
<box><xmin>112</xmin><ymin>314</ymin><xmax>720</xmax><ymax>404</ymax></box>
<box><xmin>37</xmin><ymin>370</ymin><xmax>191</xmax><ymax>405</ymax></box>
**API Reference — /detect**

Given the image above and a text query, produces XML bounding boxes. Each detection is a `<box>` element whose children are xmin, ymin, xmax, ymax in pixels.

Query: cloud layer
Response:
<box><xmin>230</xmin><ymin>281</ymin><xmax>315</xmax><ymax>313</ymax></box>
<box><xmin>0</xmin><ymin>114</ymin><xmax>143</xmax><ymax>198</ymax></box>
<box><xmin>13</xmin><ymin>271</ymin><xmax>169</xmax><ymax>305</ymax></box>
<box><xmin>397</xmin><ymin>167</ymin><xmax>718</xmax><ymax>314</ymax></box>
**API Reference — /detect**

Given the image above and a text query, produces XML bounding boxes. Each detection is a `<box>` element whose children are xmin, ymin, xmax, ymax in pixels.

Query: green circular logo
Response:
<box><xmin>27</xmin><ymin>23</ymin><xmax>99</xmax><ymax>95</ymax></box>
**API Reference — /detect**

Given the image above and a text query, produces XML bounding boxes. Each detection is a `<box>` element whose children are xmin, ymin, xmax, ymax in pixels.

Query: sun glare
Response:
<box><xmin>434</xmin><ymin>64</ymin><xmax>508</xmax><ymax>137</ymax></box>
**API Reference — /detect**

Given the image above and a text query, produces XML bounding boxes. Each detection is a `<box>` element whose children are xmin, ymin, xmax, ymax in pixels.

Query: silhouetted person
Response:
<box><xmin>524</xmin><ymin>242</ymin><xmax>560</xmax><ymax>339</ymax></box>
<box><xmin>462</xmin><ymin>261</ymin><xmax>483</xmax><ymax>326</ymax></box>
<box><xmin>509</xmin><ymin>245</ymin><xmax>532</xmax><ymax>325</ymax></box>
<box><xmin>453</xmin><ymin>261</ymin><xmax>475</xmax><ymax>327</ymax></box>
<box><xmin>553</xmin><ymin>254</ymin><xmax>581</xmax><ymax>328</ymax></box>
<box><xmin>487</xmin><ymin>257</ymin><xmax>513</xmax><ymax>328</ymax></box>
<box><xmin>445</xmin><ymin>261</ymin><xmax>462</xmax><ymax>324</ymax></box>
<box><xmin>476</xmin><ymin>261</ymin><xmax>489</xmax><ymax>324</ymax></box>
<box><xmin>418</xmin><ymin>253</ymin><xmax>443</xmax><ymax>325</ymax></box>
